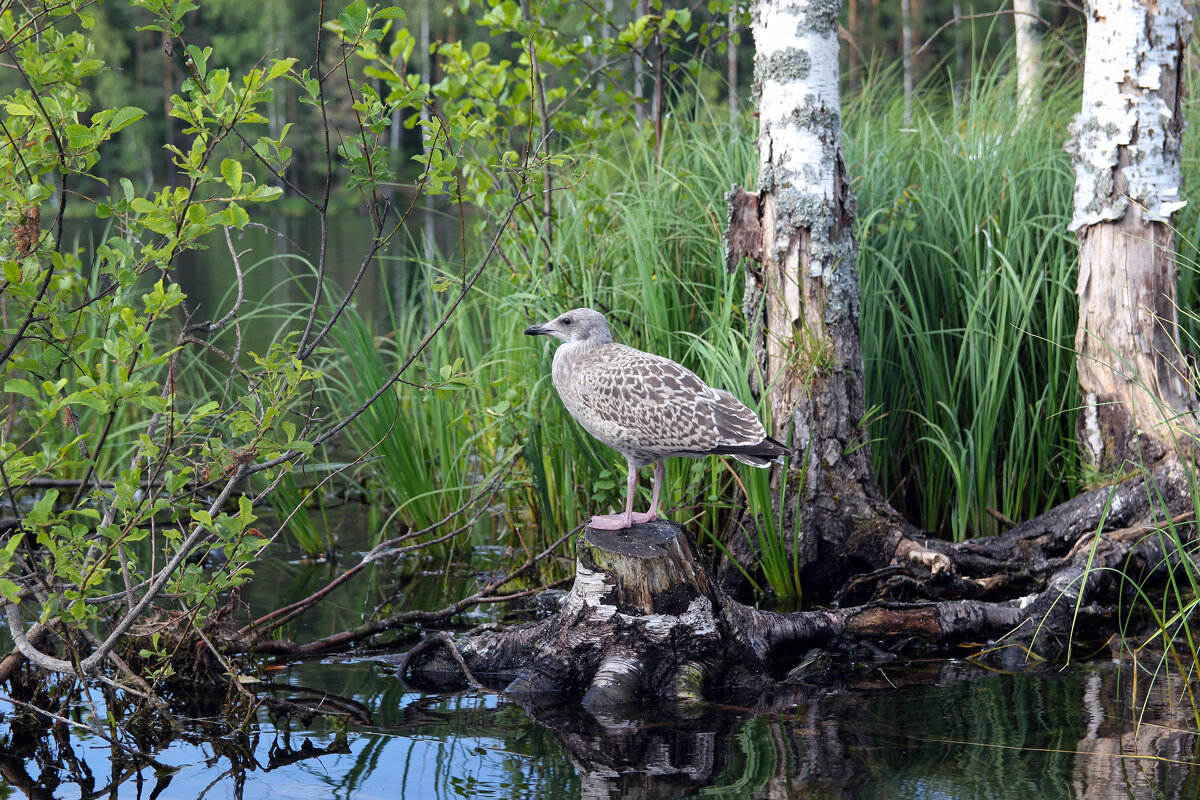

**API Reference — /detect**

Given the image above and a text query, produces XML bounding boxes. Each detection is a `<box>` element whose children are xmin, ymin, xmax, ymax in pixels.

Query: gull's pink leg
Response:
<box><xmin>589</xmin><ymin>458</ymin><xmax>639</xmax><ymax>530</ymax></box>
<box><xmin>631</xmin><ymin>460</ymin><xmax>663</xmax><ymax>524</ymax></box>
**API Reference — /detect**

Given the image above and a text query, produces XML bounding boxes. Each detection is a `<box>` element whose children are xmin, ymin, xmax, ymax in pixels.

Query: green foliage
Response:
<box><xmin>744</xmin><ymin>455</ymin><xmax>803</xmax><ymax>600</ymax></box>
<box><xmin>853</xmin><ymin>63</ymin><xmax>1083</xmax><ymax>540</ymax></box>
<box><xmin>0</xmin><ymin>0</ymin><xmax>393</xmax><ymax>675</ymax></box>
<box><xmin>316</xmin><ymin>108</ymin><xmax>766</xmax><ymax>551</ymax></box>
<box><xmin>325</xmin><ymin>301</ymin><xmax>481</xmax><ymax>535</ymax></box>
<box><xmin>328</xmin><ymin>66</ymin><xmax>1092</xmax><ymax>583</ymax></box>
<box><xmin>262</xmin><ymin>467</ymin><xmax>336</xmax><ymax>557</ymax></box>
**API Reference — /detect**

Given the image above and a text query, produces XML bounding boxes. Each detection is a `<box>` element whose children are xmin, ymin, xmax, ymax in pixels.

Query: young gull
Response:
<box><xmin>525</xmin><ymin>307</ymin><xmax>789</xmax><ymax>530</ymax></box>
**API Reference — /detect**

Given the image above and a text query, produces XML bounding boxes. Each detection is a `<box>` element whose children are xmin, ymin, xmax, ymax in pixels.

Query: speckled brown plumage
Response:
<box><xmin>525</xmin><ymin>307</ymin><xmax>788</xmax><ymax>530</ymax></box>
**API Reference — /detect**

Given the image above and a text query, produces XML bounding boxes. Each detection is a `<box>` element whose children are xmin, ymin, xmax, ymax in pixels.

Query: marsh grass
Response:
<box><xmin>1108</xmin><ymin>463</ymin><xmax>1200</xmax><ymax>731</ymax></box>
<box><xmin>268</xmin><ymin>51</ymin><xmax>1200</xmax><ymax>598</ymax></box>
<box><xmin>262</xmin><ymin>467</ymin><xmax>336</xmax><ymax>557</ymax></box>
<box><xmin>853</xmin><ymin>61</ymin><xmax>1083</xmax><ymax>540</ymax></box>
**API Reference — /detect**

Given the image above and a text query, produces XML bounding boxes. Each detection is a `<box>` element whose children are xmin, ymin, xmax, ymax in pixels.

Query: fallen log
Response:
<box><xmin>402</xmin><ymin>521</ymin><xmax>1028</xmax><ymax>704</ymax></box>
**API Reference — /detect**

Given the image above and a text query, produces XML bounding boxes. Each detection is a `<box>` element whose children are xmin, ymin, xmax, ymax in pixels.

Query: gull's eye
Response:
<box><xmin>561</xmin><ymin>316</ymin><xmax>573</xmax><ymax>326</ymax></box>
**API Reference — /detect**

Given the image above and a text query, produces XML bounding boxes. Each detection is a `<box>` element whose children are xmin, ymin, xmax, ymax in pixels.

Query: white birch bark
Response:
<box><xmin>749</xmin><ymin>0</ymin><xmax>868</xmax><ymax>500</ymax></box>
<box><xmin>901</xmin><ymin>0</ymin><xmax>913</xmax><ymax>124</ymax></box>
<box><xmin>728</xmin><ymin>5</ymin><xmax>739</xmax><ymax>123</ymax></box>
<box><xmin>1013</xmin><ymin>0</ymin><xmax>1040</xmax><ymax>112</ymax></box>
<box><xmin>722</xmin><ymin>0</ymin><xmax>941</xmax><ymax>590</ymax></box>
<box><xmin>1065</xmin><ymin>0</ymin><xmax>1195</xmax><ymax>469</ymax></box>
<box><xmin>1067</xmin><ymin>0</ymin><xmax>1188</xmax><ymax>230</ymax></box>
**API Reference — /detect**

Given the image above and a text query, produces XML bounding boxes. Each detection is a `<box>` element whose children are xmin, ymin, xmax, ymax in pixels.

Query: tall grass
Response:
<box><xmin>852</xmin><ymin>63</ymin><xmax>1083</xmax><ymax>540</ymax></box>
<box><xmin>332</xmin><ymin>114</ymin><xmax>765</xmax><ymax>549</ymax></box>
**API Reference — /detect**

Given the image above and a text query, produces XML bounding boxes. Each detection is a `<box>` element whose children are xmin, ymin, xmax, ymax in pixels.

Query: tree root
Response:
<box><xmin>404</xmin><ymin>455</ymin><xmax>1199</xmax><ymax>702</ymax></box>
<box><xmin>404</xmin><ymin>522</ymin><xmax>1030</xmax><ymax>702</ymax></box>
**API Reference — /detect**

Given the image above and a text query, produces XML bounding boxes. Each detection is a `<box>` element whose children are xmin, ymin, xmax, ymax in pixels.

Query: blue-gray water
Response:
<box><xmin>2</xmin><ymin>655</ymin><xmax>1195</xmax><ymax>799</ymax></box>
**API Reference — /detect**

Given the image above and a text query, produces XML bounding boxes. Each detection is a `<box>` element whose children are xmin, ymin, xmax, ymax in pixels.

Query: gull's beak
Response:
<box><xmin>524</xmin><ymin>323</ymin><xmax>547</xmax><ymax>336</ymax></box>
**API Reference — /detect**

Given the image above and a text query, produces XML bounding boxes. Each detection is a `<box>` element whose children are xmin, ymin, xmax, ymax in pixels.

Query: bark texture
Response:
<box><xmin>1066</xmin><ymin>0</ymin><xmax>1197</xmax><ymax>471</ymax></box>
<box><xmin>1014</xmin><ymin>0</ymin><xmax>1040</xmax><ymax>112</ymax></box>
<box><xmin>725</xmin><ymin>0</ymin><xmax>937</xmax><ymax>599</ymax></box>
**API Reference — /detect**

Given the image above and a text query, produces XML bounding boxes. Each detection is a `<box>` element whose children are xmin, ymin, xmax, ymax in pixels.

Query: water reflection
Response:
<box><xmin>0</xmin><ymin>657</ymin><xmax>1196</xmax><ymax>799</ymax></box>
<box><xmin>1073</xmin><ymin>667</ymin><xmax>1200</xmax><ymax>800</ymax></box>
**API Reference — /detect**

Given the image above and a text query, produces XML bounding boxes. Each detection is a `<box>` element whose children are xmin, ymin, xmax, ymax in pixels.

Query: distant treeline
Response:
<box><xmin>5</xmin><ymin>0</ymin><xmax>1078</xmax><ymax>201</ymax></box>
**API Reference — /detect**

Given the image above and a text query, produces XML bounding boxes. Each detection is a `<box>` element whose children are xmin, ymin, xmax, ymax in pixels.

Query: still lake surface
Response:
<box><xmin>2</xmin><ymin>215</ymin><xmax>1197</xmax><ymax>798</ymax></box>
<box><xmin>3</xmin><ymin>646</ymin><xmax>1197</xmax><ymax>798</ymax></box>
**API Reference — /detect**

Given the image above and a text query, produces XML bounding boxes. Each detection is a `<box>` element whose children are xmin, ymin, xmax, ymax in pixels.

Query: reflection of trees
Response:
<box><xmin>324</xmin><ymin>685</ymin><xmax>579</xmax><ymax>799</ymax></box>
<box><xmin>512</xmin><ymin>699</ymin><xmax>739</xmax><ymax>800</ymax></box>
<box><xmin>0</xmin><ymin>692</ymin><xmax>343</xmax><ymax>800</ymax></box>
<box><xmin>499</xmin><ymin>661</ymin><xmax>1195</xmax><ymax>799</ymax></box>
<box><xmin>2</xmin><ymin>660</ymin><xmax>1195</xmax><ymax>799</ymax></box>
<box><xmin>1073</xmin><ymin>668</ymin><xmax>1198</xmax><ymax>800</ymax></box>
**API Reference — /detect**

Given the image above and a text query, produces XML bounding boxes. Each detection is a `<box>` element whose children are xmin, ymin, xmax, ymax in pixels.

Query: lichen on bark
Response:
<box><xmin>1065</xmin><ymin>0</ymin><xmax>1190</xmax><ymax>231</ymax></box>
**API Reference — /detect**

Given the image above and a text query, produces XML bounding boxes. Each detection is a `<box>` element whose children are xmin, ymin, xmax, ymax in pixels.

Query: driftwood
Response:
<box><xmin>403</xmin><ymin>458</ymin><xmax>1197</xmax><ymax>702</ymax></box>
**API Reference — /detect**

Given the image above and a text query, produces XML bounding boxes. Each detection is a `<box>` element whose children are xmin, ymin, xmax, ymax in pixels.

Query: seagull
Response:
<box><xmin>524</xmin><ymin>307</ymin><xmax>789</xmax><ymax>530</ymax></box>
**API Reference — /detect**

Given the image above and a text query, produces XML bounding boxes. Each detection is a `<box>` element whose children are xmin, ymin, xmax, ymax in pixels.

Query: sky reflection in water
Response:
<box><xmin>4</xmin><ymin>656</ymin><xmax>1196</xmax><ymax>800</ymax></box>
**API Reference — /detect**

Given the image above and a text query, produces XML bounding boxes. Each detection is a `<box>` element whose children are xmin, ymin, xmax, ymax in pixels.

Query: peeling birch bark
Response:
<box><xmin>1066</xmin><ymin>0</ymin><xmax>1198</xmax><ymax>470</ymax></box>
<box><xmin>721</xmin><ymin>0</ymin><xmax>933</xmax><ymax>599</ymax></box>
<box><xmin>747</xmin><ymin>0</ymin><xmax>874</xmax><ymax>537</ymax></box>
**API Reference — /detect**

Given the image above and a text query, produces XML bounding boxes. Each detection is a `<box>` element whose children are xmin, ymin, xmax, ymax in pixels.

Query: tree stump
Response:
<box><xmin>402</xmin><ymin>520</ymin><xmax>1029</xmax><ymax>705</ymax></box>
<box><xmin>407</xmin><ymin>521</ymin><xmax>739</xmax><ymax>706</ymax></box>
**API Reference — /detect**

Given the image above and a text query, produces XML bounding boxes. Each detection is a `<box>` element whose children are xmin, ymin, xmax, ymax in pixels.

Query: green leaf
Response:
<box><xmin>266</xmin><ymin>58</ymin><xmax>297</xmax><ymax>82</ymax></box>
<box><xmin>220</xmin><ymin>158</ymin><xmax>243</xmax><ymax>192</ymax></box>
<box><xmin>238</xmin><ymin>494</ymin><xmax>255</xmax><ymax>525</ymax></box>
<box><xmin>64</xmin><ymin>390</ymin><xmax>109</xmax><ymax>414</ymax></box>
<box><xmin>108</xmin><ymin>106</ymin><xmax>146</xmax><ymax>134</ymax></box>
<box><xmin>0</xmin><ymin>579</ymin><xmax>23</xmax><ymax>603</ymax></box>
<box><xmin>249</xmin><ymin>185</ymin><xmax>283</xmax><ymax>202</ymax></box>
<box><xmin>29</xmin><ymin>490</ymin><xmax>58</xmax><ymax>524</ymax></box>
<box><xmin>4</xmin><ymin>379</ymin><xmax>39</xmax><ymax>399</ymax></box>
<box><xmin>224</xmin><ymin>203</ymin><xmax>250</xmax><ymax>229</ymax></box>
<box><xmin>1</xmin><ymin>532</ymin><xmax>25</xmax><ymax>561</ymax></box>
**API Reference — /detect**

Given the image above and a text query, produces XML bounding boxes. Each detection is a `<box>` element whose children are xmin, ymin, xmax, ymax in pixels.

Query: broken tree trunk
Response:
<box><xmin>402</xmin><ymin>519</ymin><xmax>1180</xmax><ymax>702</ymax></box>
<box><xmin>1066</xmin><ymin>0</ymin><xmax>1197</xmax><ymax>471</ymax></box>
<box><xmin>723</xmin><ymin>0</ymin><xmax>947</xmax><ymax>601</ymax></box>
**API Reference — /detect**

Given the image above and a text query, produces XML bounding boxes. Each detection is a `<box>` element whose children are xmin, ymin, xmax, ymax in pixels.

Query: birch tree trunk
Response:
<box><xmin>1013</xmin><ymin>0</ymin><xmax>1040</xmax><ymax>112</ymax></box>
<box><xmin>1065</xmin><ymin>0</ymin><xmax>1197</xmax><ymax>471</ymax></box>
<box><xmin>725</xmin><ymin>0</ymin><xmax>943</xmax><ymax>598</ymax></box>
<box><xmin>901</xmin><ymin>0</ymin><xmax>913</xmax><ymax>125</ymax></box>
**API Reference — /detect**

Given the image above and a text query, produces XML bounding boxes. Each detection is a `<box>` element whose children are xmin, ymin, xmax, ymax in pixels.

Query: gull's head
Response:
<box><xmin>524</xmin><ymin>307</ymin><xmax>613</xmax><ymax>345</ymax></box>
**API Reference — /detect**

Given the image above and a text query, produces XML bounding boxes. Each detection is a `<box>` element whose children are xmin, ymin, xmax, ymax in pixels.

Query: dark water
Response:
<box><xmin>3</xmin><ymin>654</ymin><xmax>1197</xmax><ymax>799</ymax></box>
<box><xmin>7</xmin><ymin>509</ymin><xmax>1196</xmax><ymax>797</ymax></box>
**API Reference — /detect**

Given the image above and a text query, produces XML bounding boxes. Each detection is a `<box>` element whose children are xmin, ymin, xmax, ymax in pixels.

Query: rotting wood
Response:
<box><xmin>399</xmin><ymin>516</ymin><xmax>1181</xmax><ymax>704</ymax></box>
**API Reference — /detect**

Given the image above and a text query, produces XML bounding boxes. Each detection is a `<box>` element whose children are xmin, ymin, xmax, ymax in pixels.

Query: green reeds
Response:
<box><xmin>307</xmin><ymin>59</ymin><xmax>1130</xmax><ymax>584</ymax></box>
<box><xmin>321</xmin><ymin>70</ymin><xmax>1087</xmax><ymax>558</ymax></box>
<box><xmin>263</xmin><ymin>467</ymin><xmax>336</xmax><ymax>557</ymax></box>
<box><xmin>325</xmin><ymin>300</ymin><xmax>477</xmax><ymax>536</ymax></box>
<box><xmin>852</xmin><ymin>61</ymin><xmax>1083</xmax><ymax>540</ymax></box>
